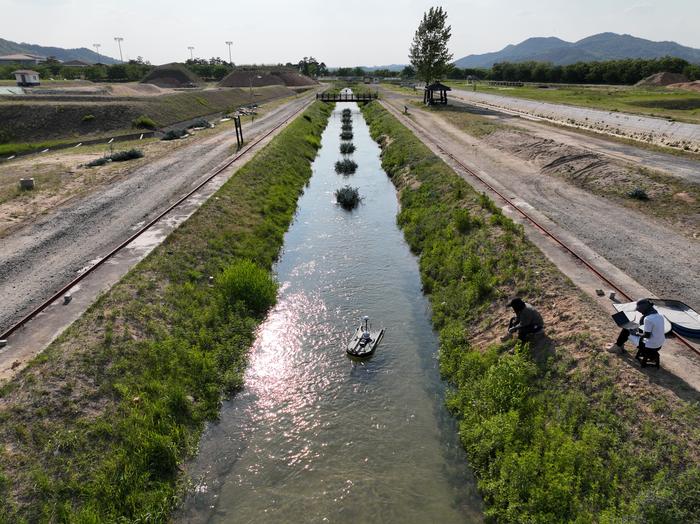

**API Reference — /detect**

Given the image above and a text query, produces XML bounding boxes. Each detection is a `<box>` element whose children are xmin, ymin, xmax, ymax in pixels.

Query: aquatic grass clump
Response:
<box><xmin>341</xmin><ymin>108</ymin><xmax>352</xmax><ymax>117</ymax></box>
<box><xmin>341</xmin><ymin>123</ymin><xmax>353</xmax><ymax>132</ymax></box>
<box><xmin>340</xmin><ymin>142</ymin><xmax>356</xmax><ymax>155</ymax></box>
<box><xmin>335</xmin><ymin>158</ymin><xmax>358</xmax><ymax>175</ymax></box>
<box><xmin>342</xmin><ymin>115</ymin><xmax>353</xmax><ymax>124</ymax></box>
<box><xmin>217</xmin><ymin>259</ymin><xmax>278</xmax><ymax>316</ymax></box>
<box><xmin>335</xmin><ymin>185</ymin><xmax>362</xmax><ymax>210</ymax></box>
<box><xmin>340</xmin><ymin>131</ymin><xmax>353</xmax><ymax>140</ymax></box>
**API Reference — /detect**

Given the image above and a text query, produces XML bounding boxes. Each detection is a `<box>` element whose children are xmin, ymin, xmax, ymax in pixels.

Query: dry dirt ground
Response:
<box><xmin>0</xmin><ymin>92</ymin><xmax>315</xmax><ymax>334</ymax></box>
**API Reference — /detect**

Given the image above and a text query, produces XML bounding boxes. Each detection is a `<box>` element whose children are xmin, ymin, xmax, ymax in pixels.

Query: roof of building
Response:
<box><xmin>0</xmin><ymin>53</ymin><xmax>44</xmax><ymax>61</ymax></box>
<box><xmin>13</xmin><ymin>70</ymin><xmax>40</xmax><ymax>75</ymax></box>
<box><xmin>425</xmin><ymin>81</ymin><xmax>452</xmax><ymax>91</ymax></box>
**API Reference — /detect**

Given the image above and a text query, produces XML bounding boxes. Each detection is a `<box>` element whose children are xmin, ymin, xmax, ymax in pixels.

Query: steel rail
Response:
<box><xmin>0</xmin><ymin>96</ymin><xmax>315</xmax><ymax>342</ymax></box>
<box><xmin>380</xmin><ymin>100</ymin><xmax>700</xmax><ymax>356</ymax></box>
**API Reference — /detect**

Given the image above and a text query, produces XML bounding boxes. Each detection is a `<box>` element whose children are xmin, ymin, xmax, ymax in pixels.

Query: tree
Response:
<box><xmin>409</xmin><ymin>6</ymin><xmax>453</xmax><ymax>85</ymax></box>
<box><xmin>401</xmin><ymin>65</ymin><xmax>416</xmax><ymax>79</ymax></box>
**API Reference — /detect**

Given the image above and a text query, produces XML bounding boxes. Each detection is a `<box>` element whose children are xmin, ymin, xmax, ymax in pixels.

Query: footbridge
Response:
<box><xmin>316</xmin><ymin>92</ymin><xmax>378</xmax><ymax>102</ymax></box>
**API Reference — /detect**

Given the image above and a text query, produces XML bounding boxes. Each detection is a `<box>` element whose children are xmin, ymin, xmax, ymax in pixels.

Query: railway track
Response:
<box><xmin>0</xmin><ymin>95</ymin><xmax>316</xmax><ymax>344</ymax></box>
<box><xmin>379</xmin><ymin>99</ymin><xmax>700</xmax><ymax>356</ymax></box>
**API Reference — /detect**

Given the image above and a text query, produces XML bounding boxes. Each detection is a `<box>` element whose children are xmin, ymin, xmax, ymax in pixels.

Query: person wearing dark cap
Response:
<box><xmin>609</xmin><ymin>299</ymin><xmax>665</xmax><ymax>367</ymax></box>
<box><xmin>506</xmin><ymin>298</ymin><xmax>544</xmax><ymax>342</ymax></box>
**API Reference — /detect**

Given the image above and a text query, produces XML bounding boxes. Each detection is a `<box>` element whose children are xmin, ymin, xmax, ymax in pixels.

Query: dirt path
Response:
<box><xmin>0</xmin><ymin>94</ymin><xmax>315</xmax><ymax>334</ymax></box>
<box><xmin>451</xmin><ymin>88</ymin><xmax>700</xmax><ymax>152</ymax></box>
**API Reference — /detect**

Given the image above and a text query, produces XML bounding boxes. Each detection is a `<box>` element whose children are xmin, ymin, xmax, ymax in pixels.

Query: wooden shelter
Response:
<box><xmin>423</xmin><ymin>81</ymin><xmax>451</xmax><ymax>105</ymax></box>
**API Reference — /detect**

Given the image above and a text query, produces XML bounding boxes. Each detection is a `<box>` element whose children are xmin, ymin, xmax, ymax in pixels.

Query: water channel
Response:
<box><xmin>179</xmin><ymin>100</ymin><xmax>483</xmax><ymax>522</ymax></box>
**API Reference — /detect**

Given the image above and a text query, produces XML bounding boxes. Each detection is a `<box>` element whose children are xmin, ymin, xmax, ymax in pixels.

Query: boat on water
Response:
<box><xmin>347</xmin><ymin>316</ymin><xmax>385</xmax><ymax>358</ymax></box>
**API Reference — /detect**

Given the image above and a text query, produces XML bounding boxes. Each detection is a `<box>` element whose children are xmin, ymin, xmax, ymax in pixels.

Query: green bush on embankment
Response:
<box><xmin>361</xmin><ymin>101</ymin><xmax>700</xmax><ymax>523</ymax></box>
<box><xmin>0</xmin><ymin>102</ymin><xmax>332</xmax><ymax>522</ymax></box>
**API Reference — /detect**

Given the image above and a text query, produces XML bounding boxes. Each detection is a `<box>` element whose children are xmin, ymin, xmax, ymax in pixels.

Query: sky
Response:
<box><xmin>2</xmin><ymin>0</ymin><xmax>699</xmax><ymax>66</ymax></box>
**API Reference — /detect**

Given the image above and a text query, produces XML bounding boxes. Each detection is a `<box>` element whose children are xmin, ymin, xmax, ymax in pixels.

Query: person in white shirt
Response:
<box><xmin>609</xmin><ymin>299</ymin><xmax>665</xmax><ymax>368</ymax></box>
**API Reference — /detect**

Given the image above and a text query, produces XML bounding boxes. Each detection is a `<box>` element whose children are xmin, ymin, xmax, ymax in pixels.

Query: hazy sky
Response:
<box><xmin>3</xmin><ymin>0</ymin><xmax>699</xmax><ymax>66</ymax></box>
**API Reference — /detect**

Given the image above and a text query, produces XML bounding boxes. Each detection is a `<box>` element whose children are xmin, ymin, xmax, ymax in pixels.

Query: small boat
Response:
<box><xmin>347</xmin><ymin>316</ymin><xmax>385</xmax><ymax>358</ymax></box>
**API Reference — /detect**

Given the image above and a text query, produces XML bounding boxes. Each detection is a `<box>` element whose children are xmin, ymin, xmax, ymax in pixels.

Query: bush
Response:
<box><xmin>187</xmin><ymin>118</ymin><xmax>211</xmax><ymax>129</ymax></box>
<box><xmin>335</xmin><ymin>185</ymin><xmax>362</xmax><ymax>210</ymax></box>
<box><xmin>340</xmin><ymin>142</ymin><xmax>356</xmax><ymax>155</ymax></box>
<box><xmin>86</xmin><ymin>157</ymin><xmax>109</xmax><ymax>167</ymax></box>
<box><xmin>335</xmin><ymin>158</ymin><xmax>358</xmax><ymax>174</ymax></box>
<box><xmin>217</xmin><ymin>259</ymin><xmax>278</xmax><ymax>316</ymax></box>
<box><xmin>161</xmin><ymin>129</ymin><xmax>188</xmax><ymax>141</ymax></box>
<box><xmin>454</xmin><ymin>208</ymin><xmax>474</xmax><ymax>234</ymax></box>
<box><xmin>81</xmin><ymin>114</ymin><xmax>95</xmax><ymax>123</ymax></box>
<box><xmin>110</xmin><ymin>149</ymin><xmax>144</xmax><ymax>162</ymax></box>
<box><xmin>340</xmin><ymin>131</ymin><xmax>353</xmax><ymax>140</ymax></box>
<box><xmin>132</xmin><ymin>115</ymin><xmax>158</xmax><ymax>130</ymax></box>
<box><xmin>628</xmin><ymin>187</ymin><xmax>649</xmax><ymax>200</ymax></box>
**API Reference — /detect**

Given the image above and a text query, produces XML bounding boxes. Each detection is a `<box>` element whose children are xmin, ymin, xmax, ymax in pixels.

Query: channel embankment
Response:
<box><xmin>0</xmin><ymin>102</ymin><xmax>332</xmax><ymax>521</ymax></box>
<box><xmin>361</xmin><ymin>101</ymin><xmax>700</xmax><ymax>523</ymax></box>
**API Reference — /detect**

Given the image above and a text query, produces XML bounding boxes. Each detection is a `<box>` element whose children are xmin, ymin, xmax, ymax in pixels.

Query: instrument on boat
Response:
<box><xmin>347</xmin><ymin>316</ymin><xmax>384</xmax><ymax>358</ymax></box>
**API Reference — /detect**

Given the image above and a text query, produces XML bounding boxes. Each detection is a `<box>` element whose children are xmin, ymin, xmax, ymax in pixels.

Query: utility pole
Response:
<box><xmin>93</xmin><ymin>43</ymin><xmax>101</xmax><ymax>64</ymax></box>
<box><xmin>114</xmin><ymin>37</ymin><xmax>124</xmax><ymax>62</ymax></box>
<box><xmin>188</xmin><ymin>46</ymin><xmax>195</xmax><ymax>60</ymax></box>
<box><xmin>225</xmin><ymin>41</ymin><xmax>233</xmax><ymax>66</ymax></box>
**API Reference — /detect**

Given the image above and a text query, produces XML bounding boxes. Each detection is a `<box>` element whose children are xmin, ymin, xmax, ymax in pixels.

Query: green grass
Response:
<box><xmin>0</xmin><ymin>101</ymin><xmax>332</xmax><ymax>522</ymax></box>
<box><xmin>447</xmin><ymin>82</ymin><xmax>700</xmax><ymax>124</ymax></box>
<box><xmin>361</xmin><ymin>100</ymin><xmax>700</xmax><ymax>523</ymax></box>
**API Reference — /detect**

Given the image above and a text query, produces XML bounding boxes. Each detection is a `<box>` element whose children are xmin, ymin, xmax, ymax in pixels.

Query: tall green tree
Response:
<box><xmin>409</xmin><ymin>6</ymin><xmax>453</xmax><ymax>85</ymax></box>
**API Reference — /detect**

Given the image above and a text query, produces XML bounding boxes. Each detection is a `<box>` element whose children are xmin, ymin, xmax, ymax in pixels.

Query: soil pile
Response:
<box><xmin>635</xmin><ymin>72</ymin><xmax>689</xmax><ymax>87</ymax></box>
<box><xmin>668</xmin><ymin>80</ymin><xmax>700</xmax><ymax>93</ymax></box>
<box><xmin>219</xmin><ymin>69</ymin><xmax>317</xmax><ymax>88</ymax></box>
<box><xmin>141</xmin><ymin>63</ymin><xmax>202</xmax><ymax>88</ymax></box>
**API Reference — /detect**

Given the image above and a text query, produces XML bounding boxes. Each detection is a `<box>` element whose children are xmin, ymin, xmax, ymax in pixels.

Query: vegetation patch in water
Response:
<box><xmin>341</xmin><ymin>123</ymin><xmax>353</xmax><ymax>132</ymax></box>
<box><xmin>335</xmin><ymin>158</ymin><xmax>358</xmax><ymax>174</ymax></box>
<box><xmin>340</xmin><ymin>142</ymin><xmax>356</xmax><ymax>155</ymax></box>
<box><xmin>340</xmin><ymin>131</ymin><xmax>353</xmax><ymax>140</ymax></box>
<box><xmin>361</xmin><ymin>100</ymin><xmax>700</xmax><ymax>524</ymax></box>
<box><xmin>0</xmin><ymin>102</ymin><xmax>333</xmax><ymax>522</ymax></box>
<box><xmin>335</xmin><ymin>185</ymin><xmax>361</xmax><ymax>209</ymax></box>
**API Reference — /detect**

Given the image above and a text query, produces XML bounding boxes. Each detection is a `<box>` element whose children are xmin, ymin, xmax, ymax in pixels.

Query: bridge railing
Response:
<box><xmin>316</xmin><ymin>93</ymin><xmax>379</xmax><ymax>102</ymax></box>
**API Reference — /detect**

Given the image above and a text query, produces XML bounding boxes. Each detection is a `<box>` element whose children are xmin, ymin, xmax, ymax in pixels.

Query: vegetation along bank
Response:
<box><xmin>0</xmin><ymin>101</ymin><xmax>332</xmax><ymax>522</ymax></box>
<box><xmin>361</xmin><ymin>100</ymin><xmax>700</xmax><ymax>523</ymax></box>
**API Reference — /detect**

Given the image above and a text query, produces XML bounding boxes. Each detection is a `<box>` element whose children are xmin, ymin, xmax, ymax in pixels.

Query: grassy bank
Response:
<box><xmin>361</xmin><ymin>101</ymin><xmax>700</xmax><ymax>523</ymax></box>
<box><xmin>0</xmin><ymin>85</ymin><xmax>298</xmax><ymax>147</ymax></box>
<box><xmin>446</xmin><ymin>83</ymin><xmax>700</xmax><ymax>125</ymax></box>
<box><xmin>0</xmin><ymin>101</ymin><xmax>332</xmax><ymax>522</ymax></box>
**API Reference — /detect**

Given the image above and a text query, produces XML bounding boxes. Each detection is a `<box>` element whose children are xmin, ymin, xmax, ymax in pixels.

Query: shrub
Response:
<box><xmin>162</xmin><ymin>129</ymin><xmax>188</xmax><ymax>141</ymax></box>
<box><xmin>81</xmin><ymin>114</ymin><xmax>95</xmax><ymax>123</ymax></box>
<box><xmin>187</xmin><ymin>118</ymin><xmax>211</xmax><ymax>129</ymax></box>
<box><xmin>335</xmin><ymin>185</ymin><xmax>362</xmax><ymax>210</ymax></box>
<box><xmin>86</xmin><ymin>157</ymin><xmax>109</xmax><ymax>167</ymax></box>
<box><xmin>132</xmin><ymin>115</ymin><xmax>158</xmax><ymax>130</ymax></box>
<box><xmin>454</xmin><ymin>208</ymin><xmax>473</xmax><ymax>234</ymax></box>
<box><xmin>340</xmin><ymin>142</ymin><xmax>356</xmax><ymax>155</ymax></box>
<box><xmin>628</xmin><ymin>187</ymin><xmax>649</xmax><ymax>200</ymax></box>
<box><xmin>340</xmin><ymin>131</ymin><xmax>353</xmax><ymax>140</ymax></box>
<box><xmin>110</xmin><ymin>149</ymin><xmax>144</xmax><ymax>162</ymax></box>
<box><xmin>217</xmin><ymin>259</ymin><xmax>278</xmax><ymax>316</ymax></box>
<box><xmin>335</xmin><ymin>158</ymin><xmax>358</xmax><ymax>174</ymax></box>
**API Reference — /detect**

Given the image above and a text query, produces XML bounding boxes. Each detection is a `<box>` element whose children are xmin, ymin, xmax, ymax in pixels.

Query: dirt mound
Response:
<box><xmin>668</xmin><ymin>80</ymin><xmax>700</xmax><ymax>93</ymax></box>
<box><xmin>635</xmin><ymin>72</ymin><xmax>689</xmax><ymax>87</ymax></box>
<box><xmin>271</xmin><ymin>71</ymin><xmax>318</xmax><ymax>87</ymax></box>
<box><xmin>141</xmin><ymin>63</ymin><xmax>202</xmax><ymax>88</ymax></box>
<box><xmin>218</xmin><ymin>69</ymin><xmax>317</xmax><ymax>88</ymax></box>
<box><xmin>218</xmin><ymin>71</ymin><xmax>284</xmax><ymax>88</ymax></box>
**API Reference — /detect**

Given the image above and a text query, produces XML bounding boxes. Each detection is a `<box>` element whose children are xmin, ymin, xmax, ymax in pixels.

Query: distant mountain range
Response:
<box><xmin>0</xmin><ymin>38</ymin><xmax>119</xmax><ymax>64</ymax></box>
<box><xmin>454</xmin><ymin>33</ymin><xmax>700</xmax><ymax>68</ymax></box>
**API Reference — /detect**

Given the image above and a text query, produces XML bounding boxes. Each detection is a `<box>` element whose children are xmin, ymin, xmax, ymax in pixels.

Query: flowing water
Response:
<box><xmin>179</xmin><ymin>100</ymin><xmax>483</xmax><ymax>523</ymax></box>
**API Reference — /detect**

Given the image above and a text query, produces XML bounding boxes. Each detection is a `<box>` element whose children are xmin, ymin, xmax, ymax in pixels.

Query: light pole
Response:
<box><xmin>114</xmin><ymin>37</ymin><xmax>124</xmax><ymax>62</ymax></box>
<box><xmin>93</xmin><ymin>43</ymin><xmax>101</xmax><ymax>64</ymax></box>
<box><xmin>249</xmin><ymin>75</ymin><xmax>262</xmax><ymax>102</ymax></box>
<box><xmin>188</xmin><ymin>46</ymin><xmax>194</xmax><ymax>60</ymax></box>
<box><xmin>225</xmin><ymin>41</ymin><xmax>233</xmax><ymax>66</ymax></box>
